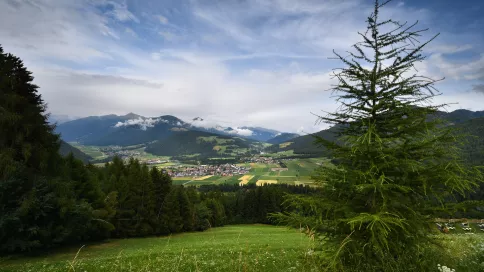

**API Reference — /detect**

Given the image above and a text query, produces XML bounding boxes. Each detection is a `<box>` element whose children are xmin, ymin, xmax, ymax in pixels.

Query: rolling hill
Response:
<box><xmin>455</xmin><ymin>117</ymin><xmax>484</xmax><ymax>166</ymax></box>
<box><xmin>266</xmin><ymin>109</ymin><xmax>484</xmax><ymax>160</ymax></box>
<box><xmin>265</xmin><ymin>125</ymin><xmax>340</xmax><ymax>156</ymax></box>
<box><xmin>58</xmin><ymin>140</ymin><xmax>92</xmax><ymax>163</ymax></box>
<box><xmin>145</xmin><ymin>130</ymin><xmax>262</xmax><ymax>157</ymax></box>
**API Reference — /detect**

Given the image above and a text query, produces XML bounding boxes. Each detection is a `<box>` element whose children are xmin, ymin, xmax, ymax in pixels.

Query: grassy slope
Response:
<box><xmin>0</xmin><ymin>225</ymin><xmax>316</xmax><ymax>272</ymax></box>
<box><xmin>145</xmin><ymin>130</ymin><xmax>257</xmax><ymax>157</ymax></box>
<box><xmin>69</xmin><ymin>142</ymin><xmax>106</xmax><ymax>160</ymax></box>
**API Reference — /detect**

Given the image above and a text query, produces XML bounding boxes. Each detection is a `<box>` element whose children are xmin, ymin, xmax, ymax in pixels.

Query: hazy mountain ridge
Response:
<box><xmin>55</xmin><ymin>113</ymin><xmax>287</xmax><ymax>145</ymax></box>
<box><xmin>145</xmin><ymin>130</ymin><xmax>260</xmax><ymax>157</ymax></box>
<box><xmin>266</xmin><ymin>109</ymin><xmax>484</xmax><ymax>160</ymax></box>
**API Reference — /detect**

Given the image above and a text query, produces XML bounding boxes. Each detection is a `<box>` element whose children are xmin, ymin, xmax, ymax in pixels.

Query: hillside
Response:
<box><xmin>455</xmin><ymin>117</ymin><xmax>484</xmax><ymax>166</ymax></box>
<box><xmin>266</xmin><ymin>109</ymin><xmax>484</xmax><ymax>159</ymax></box>
<box><xmin>265</xmin><ymin>125</ymin><xmax>341</xmax><ymax>156</ymax></box>
<box><xmin>56</xmin><ymin>113</ymin><xmax>288</xmax><ymax>146</ymax></box>
<box><xmin>58</xmin><ymin>140</ymin><xmax>92</xmax><ymax>163</ymax></box>
<box><xmin>437</xmin><ymin>109</ymin><xmax>484</xmax><ymax>124</ymax></box>
<box><xmin>267</xmin><ymin>133</ymin><xmax>300</xmax><ymax>144</ymax></box>
<box><xmin>145</xmin><ymin>130</ymin><xmax>261</xmax><ymax>157</ymax></box>
<box><xmin>56</xmin><ymin>114</ymin><xmax>190</xmax><ymax>146</ymax></box>
<box><xmin>55</xmin><ymin>113</ymin><xmax>141</xmax><ymax>143</ymax></box>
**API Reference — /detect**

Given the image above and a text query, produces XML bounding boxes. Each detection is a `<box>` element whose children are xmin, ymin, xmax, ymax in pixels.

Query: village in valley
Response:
<box><xmin>165</xmin><ymin>163</ymin><xmax>251</xmax><ymax>178</ymax></box>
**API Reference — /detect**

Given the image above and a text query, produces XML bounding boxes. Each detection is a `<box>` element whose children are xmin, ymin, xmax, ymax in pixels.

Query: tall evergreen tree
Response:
<box><xmin>160</xmin><ymin>186</ymin><xmax>183</xmax><ymax>233</ymax></box>
<box><xmin>178</xmin><ymin>187</ymin><xmax>194</xmax><ymax>232</ymax></box>
<box><xmin>151</xmin><ymin>167</ymin><xmax>172</xmax><ymax>224</ymax></box>
<box><xmin>0</xmin><ymin>46</ymin><xmax>109</xmax><ymax>252</ymax></box>
<box><xmin>275</xmin><ymin>1</ymin><xmax>481</xmax><ymax>271</ymax></box>
<box><xmin>0</xmin><ymin>46</ymin><xmax>60</xmax><ymax>178</ymax></box>
<box><xmin>136</xmin><ymin>164</ymin><xmax>155</xmax><ymax>235</ymax></box>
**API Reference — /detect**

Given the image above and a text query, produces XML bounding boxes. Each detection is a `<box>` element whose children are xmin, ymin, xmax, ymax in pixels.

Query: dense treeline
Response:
<box><xmin>1</xmin><ymin>153</ymin><xmax>312</xmax><ymax>253</ymax></box>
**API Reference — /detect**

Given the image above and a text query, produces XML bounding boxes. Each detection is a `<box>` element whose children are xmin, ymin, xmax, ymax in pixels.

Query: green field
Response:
<box><xmin>69</xmin><ymin>143</ymin><xmax>107</xmax><ymax>160</ymax></box>
<box><xmin>0</xmin><ymin>225</ymin><xmax>317</xmax><ymax>272</ymax></box>
<box><xmin>2</xmin><ymin>225</ymin><xmax>484</xmax><ymax>272</ymax></box>
<box><xmin>168</xmin><ymin>158</ymin><xmax>331</xmax><ymax>187</ymax></box>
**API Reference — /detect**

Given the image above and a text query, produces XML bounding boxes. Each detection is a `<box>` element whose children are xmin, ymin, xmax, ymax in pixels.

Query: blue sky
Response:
<box><xmin>1</xmin><ymin>0</ymin><xmax>483</xmax><ymax>133</ymax></box>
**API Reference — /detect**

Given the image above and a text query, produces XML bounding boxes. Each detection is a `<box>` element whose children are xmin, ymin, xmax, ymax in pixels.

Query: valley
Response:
<box><xmin>69</xmin><ymin>140</ymin><xmax>328</xmax><ymax>186</ymax></box>
<box><xmin>60</xmin><ymin>109</ymin><xmax>484</xmax><ymax>188</ymax></box>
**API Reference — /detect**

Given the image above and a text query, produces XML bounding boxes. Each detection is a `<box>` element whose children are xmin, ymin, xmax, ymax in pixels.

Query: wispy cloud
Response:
<box><xmin>1</xmin><ymin>0</ymin><xmax>483</xmax><ymax>133</ymax></box>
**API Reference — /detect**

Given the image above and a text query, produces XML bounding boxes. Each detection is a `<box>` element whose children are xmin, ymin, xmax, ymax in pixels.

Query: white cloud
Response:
<box><xmin>226</xmin><ymin>128</ymin><xmax>254</xmax><ymax>137</ymax></box>
<box><xmin>114</xmin><ymin>117</ymin><xmax>160</xmax><ymax>130</ymax></box>
<box><xmin>104</xmin><ymin>1</ymin><xmax>139</xmax><ymax>23</ymax></box>
<box><xmin>1</xmin><ymin>0</ymin><xmax>482</xmax><ymax>135</ymax></box>
<box><xmin>429</xmin><ymin>53</ymin><xmax>484</xmax><ymax>80</ymax></box>
<box><xmin>191</xmin><ymin>119</ymin><xmax>254</xmax><ymax>136</ymax></box>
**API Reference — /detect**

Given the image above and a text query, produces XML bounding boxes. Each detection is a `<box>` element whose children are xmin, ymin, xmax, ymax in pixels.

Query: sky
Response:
<box><xmin>1</xmin><ymin>0</ymin><xmax>483</xmax><ymax>134</ymax></box>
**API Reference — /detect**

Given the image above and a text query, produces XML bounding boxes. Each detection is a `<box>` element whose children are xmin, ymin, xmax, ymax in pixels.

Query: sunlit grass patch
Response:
<box><xmin>0</xmin><ymin>225</ymin><xmax>317</xmax><ymax>272</ymax></box>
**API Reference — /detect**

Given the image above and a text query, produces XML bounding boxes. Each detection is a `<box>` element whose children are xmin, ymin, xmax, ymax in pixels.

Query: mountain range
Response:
<box><xmin>53</xmin><ymin>109</ymin><xmax>484</xmax><ymax>165</ymax></box>
<box><xmin>266</xmin><ymin>109</ymin><xmax>484</xmax><ymax>165</ymax></box>
<box><xmin>53</xmin><ymin>113</ymin><xmax>294</xmax><ymax>146</ymax></box>
<box><xmin>145</xmin><ymin>130</ymin><xmax>263</xmax><ymax>158</ymax></box>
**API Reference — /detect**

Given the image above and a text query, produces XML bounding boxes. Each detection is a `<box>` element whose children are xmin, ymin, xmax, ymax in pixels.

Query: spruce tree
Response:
<box><xmin>178</xmin><ymin>187</ymin><xmax>194</xmax><ymax>231</ymax></box>
<box><xmin>0</xmin><ymin>46</ymin><xmax>110</xmax><ymax>252</ymax></box>
<box><xmin>136</xmin><ymin>164</ymin><xmax>155</xmax><ymax>235</ymax></box>
<box><xmin>276</xmin><ymin>1</ymin><xmax>481</xmax><ymax>271</ymax></box>
<box><xmin>160</xmin><ymin>187</ymin><xmax>183</xmax><ymax>233</ymax></box>
<box><xmin>151</xmin><ymin>167</ymin><xmax>172</xmax><ymax>225</ymax></box>
<box><xmin>0</xmin><ymin>46</ymin><xmax>60</xmax><ymax>178</ymax></box>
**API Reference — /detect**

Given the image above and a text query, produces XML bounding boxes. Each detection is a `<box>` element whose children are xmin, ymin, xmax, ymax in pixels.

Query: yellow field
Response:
<box><xmin>238</xmin><ymin>175</ymin><xmax>254</xmax><ymax>186</ymax></box>
<box><xmin>256</xmin><ymin>180</ymin><xmax>278</xmax><ymax>186</ymax></box>
<box><xmin>194</xmin><ymin>175</ymin><xmax>214</xmax><ymax>180</ymax></box>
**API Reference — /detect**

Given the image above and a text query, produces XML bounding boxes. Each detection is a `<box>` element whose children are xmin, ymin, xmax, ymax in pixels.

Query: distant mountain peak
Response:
<box><xmin>122</xmin><ymin>112</ymin><xmax>142</xmax><ymax>119</ymax></box>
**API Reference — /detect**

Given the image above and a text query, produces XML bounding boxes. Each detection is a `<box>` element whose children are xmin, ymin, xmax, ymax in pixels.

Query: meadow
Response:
<box><xmin>0</xmin><ymin>225</ymin><xmax>317</xmax><ymax>272</ymax></box>
<box><xmin>2</xmin><ymin>224</ymin><xmax>484</xmax><ymax>272</ymax></box>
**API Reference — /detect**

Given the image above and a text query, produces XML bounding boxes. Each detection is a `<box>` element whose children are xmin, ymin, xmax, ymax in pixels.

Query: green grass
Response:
<box><xmin>0</xmin><ymin>225</ymin><xmax>317</xmax><ymax>272</ymax></box>
<box><xmin>69</xmin><ymin>143</ymin><xmax>106</xmax><ymax>160</ymax></box>
<box><xmin>177</xmin><ymin>159</ymin><xmax>332</xmax><ymax>187</ymax></box>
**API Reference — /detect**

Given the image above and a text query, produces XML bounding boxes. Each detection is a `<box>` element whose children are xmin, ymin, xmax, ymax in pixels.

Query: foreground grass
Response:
<box><xmin>0</xmin><ymin>225</ymin><xmax>317</xmax><ymax>272</ymax></box>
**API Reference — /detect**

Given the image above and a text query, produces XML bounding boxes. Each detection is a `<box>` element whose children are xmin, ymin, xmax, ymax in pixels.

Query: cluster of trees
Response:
<box><xmin>1</xmin><ymin>148</ymin><xmax>313</xmax><ymax>253</ymax></box>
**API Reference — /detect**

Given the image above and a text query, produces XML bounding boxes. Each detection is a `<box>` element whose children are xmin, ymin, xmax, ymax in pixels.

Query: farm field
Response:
<box><xmin>0</xmin><ymin>225</ymin><xmax>317</xmax><ymax>272</ymax></box>
<box><xmin>170</xmin><ymin>158</ymin><xmax>331</xmax><ymax>187</ymax></box>
<box><xmin>68</xmin><ymin>141</ymin><xmax>329</xmax><ymax>187</ymax></box>
<box><xmin>69</xmin><ymin>143</ymin><xmax>107</xmax><ymax>160</ymax></box>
